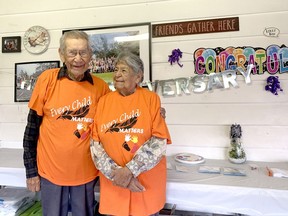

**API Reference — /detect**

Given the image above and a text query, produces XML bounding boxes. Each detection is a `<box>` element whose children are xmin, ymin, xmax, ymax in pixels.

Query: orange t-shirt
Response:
<box><xmin>92</xmin><ymin>86</ymin><xmax>171</xmax><ymax>216</ymax></box>
<box><xmin>29</xmin><ymin>68</ymin><xmax>110</xmax><ymax>186</ymax></box>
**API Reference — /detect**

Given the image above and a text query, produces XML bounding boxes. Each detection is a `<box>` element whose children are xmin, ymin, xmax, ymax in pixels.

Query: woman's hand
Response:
<box><xmin>111</xmin><ymin>166</ymin><xmax>133</xmax><ymax>188</ymax></box>
<box><xmin>160</xmin><ymin>107</ymin><xmax>166</xmax><ymax>118</ymax></box>
<box><xmin>127</xmin><ymin>178</ymin><xmax>145</xmax><ymax>192</ymax></box>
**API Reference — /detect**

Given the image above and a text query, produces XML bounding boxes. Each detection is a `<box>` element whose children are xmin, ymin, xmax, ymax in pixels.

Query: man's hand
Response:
<box><xmin>127</xmin><ymin>178</ymin><xmax>145</xmax><ymax>192</ymax></box>
<box><xmin>26</xmin><ymin>176</ymin><xmax>40</xmax><ymax>192</ymax></box>
<box><xmin>111</xmin><ymin>166</ymin><xmax>133</xmax><ymax>188</ymax></box>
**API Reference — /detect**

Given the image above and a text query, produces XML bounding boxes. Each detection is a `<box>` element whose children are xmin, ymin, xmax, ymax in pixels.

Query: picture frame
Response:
<box><xmin>2</xmin><ymin>36</ymin><xmax>21</xmax><ymax>53</ymax></box>
<box><xmin>14</xmin><ymin>61</ymin><xmax>60</xmax><ymax>102</ymax></box>
<box><xmin>63</xmin><ymin>23</ymin><xmax>152</xmax><ymax>83</ymax></box>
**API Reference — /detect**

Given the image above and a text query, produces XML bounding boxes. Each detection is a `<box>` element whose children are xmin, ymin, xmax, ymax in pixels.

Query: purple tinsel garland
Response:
<box><xmin>265</xmin><ymin>76</ymin><xmax>283</xmax><ymax>95</ymax></box>
<box><xmin>168</xmin><ymin>48</ymin><xmax>183</xmax><ymax>67</ymax></box>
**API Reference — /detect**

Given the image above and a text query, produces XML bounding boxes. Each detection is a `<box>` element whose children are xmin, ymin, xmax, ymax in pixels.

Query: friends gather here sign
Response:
<box><xmin>152</xmin><ymin>17</ymin><xmax>239</xmax><ymax>38</ymax></box>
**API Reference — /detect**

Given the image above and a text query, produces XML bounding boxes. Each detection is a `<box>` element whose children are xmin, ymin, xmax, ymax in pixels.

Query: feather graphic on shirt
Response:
<box><xmin>57</xmin><ymin>105</ymin><xmax>90</xmax><ymax>120</ymax></box>
<box><xmin>105</xmin><ymin>116</ymin><xmax>138</xmax><ymax>133</ymax></box>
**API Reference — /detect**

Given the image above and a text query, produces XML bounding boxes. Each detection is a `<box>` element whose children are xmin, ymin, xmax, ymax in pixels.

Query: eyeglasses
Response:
<box><xmin>66</xmin><ymin>49</ymin><xmax>90</xmax><ymax>58</ymax></box>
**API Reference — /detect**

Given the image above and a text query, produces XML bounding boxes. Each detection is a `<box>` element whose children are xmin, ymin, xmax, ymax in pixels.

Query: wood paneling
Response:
<box><xmin>0</xmin><ymin>0</ymin><xmax>287</xmax><ymax>162</ymax></box>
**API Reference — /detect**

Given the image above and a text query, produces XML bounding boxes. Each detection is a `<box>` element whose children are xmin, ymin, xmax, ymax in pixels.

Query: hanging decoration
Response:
<box><xmin>265</xmin><ymin>76</ymin><xmax>283</xmax><ymax>95</ymax></box>
<box><xmin>140</xmin><ymin>64</ymin><xmax>253</xmax><ymax>96</ymax></box>
<box><xmin>168</xmin><ymin>45</ymin><xmax>288</xmax><ymax>75</ymax></box>
<box><xmin>168</xmin><ymin>48</ymin><xmax>183</xmax><ymax>67</ymax></box>
<box><xmin>193</xmin><ymin>44</ymin><xmax>288</xmax><ymax>75</ymax></box>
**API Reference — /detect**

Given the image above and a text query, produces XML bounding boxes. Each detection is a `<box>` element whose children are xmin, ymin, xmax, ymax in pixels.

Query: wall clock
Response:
<box><xmin>23</xmin><ymin>26</ymin><xmax>50</xmax><ymax>54</ymax></box>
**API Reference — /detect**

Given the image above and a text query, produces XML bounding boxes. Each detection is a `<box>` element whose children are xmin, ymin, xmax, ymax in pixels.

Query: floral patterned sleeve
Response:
<box><xmin>126</xmin><ymin>136</ymin><xmax>167</xmax><ymax>177</ymax></box>
<box><xmin>90</xmin><ymin>140</ymin><xmax>121</xmax><ymax>181</ymax></box>
<box><xmin>90</xmin><ymin>136</ymin><xmax>167</xmax><ymax>179</ymax></box>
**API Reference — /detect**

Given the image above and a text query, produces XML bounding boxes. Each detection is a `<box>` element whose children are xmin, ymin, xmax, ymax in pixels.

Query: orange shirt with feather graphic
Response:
<box><xmin>29</xmin><ymin>68</ymin><xmax>110</xmax><ymax>186</ymax></box>
<box><xmin>92</xmin><ymin>86</ymin><xmax>171</xmax><ymax>216</ymax></box>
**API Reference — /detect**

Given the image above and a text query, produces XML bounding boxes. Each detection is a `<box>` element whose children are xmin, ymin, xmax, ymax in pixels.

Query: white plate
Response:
<box><xmin>174</xmin><ymin>153</ymin><xmax>205</xmax><ymax>164</ymax></box>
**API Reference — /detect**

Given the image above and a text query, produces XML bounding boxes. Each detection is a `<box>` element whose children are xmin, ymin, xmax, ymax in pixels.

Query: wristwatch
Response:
<box><xmin>23</xmin><ymin>26</ymin><xmax>50</xmax><ymax>54</ymax></box>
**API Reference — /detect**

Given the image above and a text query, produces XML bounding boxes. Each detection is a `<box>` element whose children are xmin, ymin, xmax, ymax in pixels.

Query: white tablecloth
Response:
<box><xmin>1</xmin><ymin>149</ymin><xmax>288</xmax><ymax>215</ymax></box>
<box><xmin>166</xmin><ymin>156</ymin><xmax>288</xmax><ymax>215</ymax></box>
<box><xmin>0</xmin><ymin>148</ymin><xmax>26</xmax><ymax>187</ymax></box>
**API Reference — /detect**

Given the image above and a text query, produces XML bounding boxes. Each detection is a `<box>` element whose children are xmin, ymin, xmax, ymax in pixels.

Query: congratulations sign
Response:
<box><xmin>194</xmin><ymin>45</ymin><xmax>288</xmax><ymax>75</ymax></box>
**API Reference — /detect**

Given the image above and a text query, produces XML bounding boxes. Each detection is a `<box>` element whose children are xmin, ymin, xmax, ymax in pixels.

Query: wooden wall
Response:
<box><xmin>0</xmin><ymin>0</ymin><xmax>287</xmax><ymax>162</ymax></box>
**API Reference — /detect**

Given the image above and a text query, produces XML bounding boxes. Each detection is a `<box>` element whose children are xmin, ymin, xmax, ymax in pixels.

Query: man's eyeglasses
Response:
<box><xmin>66</xmin><ymin>49</ymin><xmax>90</xmax><ymax>58</ymax></box>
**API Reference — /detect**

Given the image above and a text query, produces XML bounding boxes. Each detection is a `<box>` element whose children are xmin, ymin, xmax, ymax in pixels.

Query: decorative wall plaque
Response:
<box><xmin>152</xmin><ymin>17</ymin><xmax>239</xmax><ymax>38</ymax></box>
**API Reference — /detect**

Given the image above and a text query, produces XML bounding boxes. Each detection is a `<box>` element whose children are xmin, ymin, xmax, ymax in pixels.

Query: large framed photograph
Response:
<box><xmin>63</xmin><ymin>23</ymin><xmax>151</xmax><ymax>83</ymax></box>
<box><xmin>14</xmin><ymin>61</ymin><xmax>60</xmax><ymax>102</ymax></box>
<box><xmin>2</xmin><ymin>36</ymin><xmax>21</xmax><ymax>53</ymax></box>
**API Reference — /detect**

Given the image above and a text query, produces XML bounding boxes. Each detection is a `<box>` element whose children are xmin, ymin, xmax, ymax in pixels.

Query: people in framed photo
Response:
<box><xmin>2</xmin><ymin>36</ymin><xmax>21</xmax><ymax>53</ymax></box>
<box><xmin>14</xmin><ymin>61</ymin><xmax>60</xmax><ymax>102</ymax></box>
<box><xmin>63</xmin><ymin>23</ymin><xmax>151</xmax><ymax>83</ymax></box>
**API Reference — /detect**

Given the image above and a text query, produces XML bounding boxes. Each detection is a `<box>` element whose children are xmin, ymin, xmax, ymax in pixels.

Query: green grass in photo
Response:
<box><xmin>92</xmin><ymin>72</ymin><xmax>114</xmax><ymax>83</ymax></box>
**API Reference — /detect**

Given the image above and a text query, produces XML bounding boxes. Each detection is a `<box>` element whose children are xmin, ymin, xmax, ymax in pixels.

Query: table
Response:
<box><xmin>0</xmin><ymin>148</ymin><xmax>26</xmax><ymax>187</ymax></box>
<box><xmin>166</xmin><ymin>156</ymin><xmax>288</xmax><ymax>215</ymax></box>
<box><xmin>1</xmin><ymin>148</ymin><xmax>288</xmax><ymax>215</ymax></box>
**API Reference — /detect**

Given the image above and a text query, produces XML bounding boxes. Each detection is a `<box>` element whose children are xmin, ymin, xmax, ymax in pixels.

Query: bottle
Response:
<box><xmin>228</xmin><ymin>124</ymin><xmax>246</xmax><ymax>164</ymax></box>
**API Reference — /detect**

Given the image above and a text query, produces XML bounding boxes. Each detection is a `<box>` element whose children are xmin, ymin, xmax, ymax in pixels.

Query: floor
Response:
<box><xmin>159</xmin><ymin>203</ymin><xmax>247</xmax><ymax>216</ymax></box>
<box><xmin>166</xmin><ymin>212</ymin><xmax>240</xmax><ymax>216</ymax></box>
<box><xmin>161</xmin><ymin>209</ymin><xmax>246</xmax><ymax>216</ymax></box>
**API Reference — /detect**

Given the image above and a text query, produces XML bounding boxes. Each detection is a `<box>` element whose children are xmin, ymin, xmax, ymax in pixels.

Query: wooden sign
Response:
<box><xmin>152</xmin><ymin>17</ymin><xmax>239</xmax><ymax>38</ymax></box>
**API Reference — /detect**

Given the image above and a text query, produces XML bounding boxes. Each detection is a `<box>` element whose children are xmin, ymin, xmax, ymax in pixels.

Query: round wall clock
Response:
<box><xmin>23</xmin><ymin>26</ymin><xmax>50</xmax><ymax>54</ymax></box>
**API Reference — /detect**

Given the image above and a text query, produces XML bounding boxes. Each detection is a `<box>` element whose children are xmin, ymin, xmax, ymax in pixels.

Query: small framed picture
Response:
<box><xmin>2</xmin><ymin>36</ymin><xmax>21</xmax><ymax>53</ymax></box>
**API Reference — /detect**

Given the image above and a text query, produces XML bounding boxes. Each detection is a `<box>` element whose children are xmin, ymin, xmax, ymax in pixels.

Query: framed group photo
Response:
<box><xmin>63</xmin><ymin>23</ymin><xmax>152</xmax><ymax>83</ymax></box>
<box><xmin>2</xmin><ymin>36</ymin><xmax>21</xmax><ymax>53</ymax></box>
<box><xmin>14</xmin><ymin>61</ymin><xmax>60</xmax><ymax>102</ymax></box>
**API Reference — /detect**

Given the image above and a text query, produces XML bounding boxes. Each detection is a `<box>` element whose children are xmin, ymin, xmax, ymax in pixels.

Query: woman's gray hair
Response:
<box><xmin>59</xmin><ymin>30</ymin><xmax>92</xmax><ymax>54</ymax></box>
<box><xmin>115</xmin><ymin>51</ymin><xmax>144</xmax><ymax>76</ymax></box>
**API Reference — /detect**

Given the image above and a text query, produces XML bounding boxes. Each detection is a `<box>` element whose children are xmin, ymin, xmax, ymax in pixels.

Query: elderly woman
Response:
<box><xmin>90</xmin><ymin>51</ymin><xmax>171</xmax><ymax>216</ymax></box>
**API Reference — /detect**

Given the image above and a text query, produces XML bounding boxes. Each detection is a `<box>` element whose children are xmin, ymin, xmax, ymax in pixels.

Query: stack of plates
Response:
<box><xmin>174</xmin><ymin>153</ymin><xmax>205</xmax><ymax>164</ymax></box>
